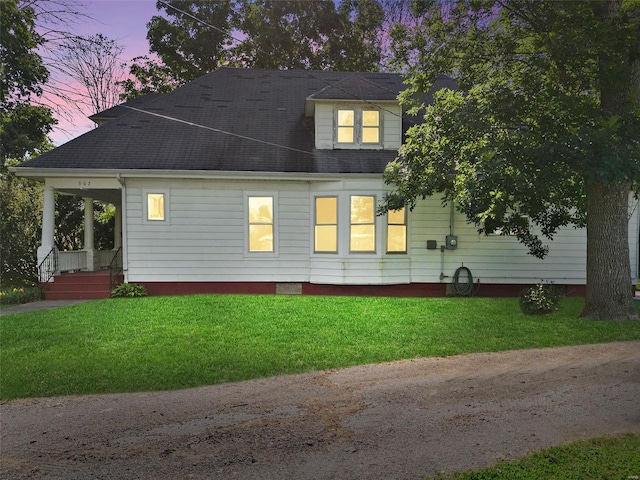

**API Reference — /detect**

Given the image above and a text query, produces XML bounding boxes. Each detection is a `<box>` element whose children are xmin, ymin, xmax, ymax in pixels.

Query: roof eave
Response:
<box><xmin>304</xmin><ymin>97</ymin><xmax>400</xmax><ymax>117</ymax></box>
<box><xmin>9</xmin><ymin>166</ymin><xmax>383</xmax><ymax>182</ymax></box>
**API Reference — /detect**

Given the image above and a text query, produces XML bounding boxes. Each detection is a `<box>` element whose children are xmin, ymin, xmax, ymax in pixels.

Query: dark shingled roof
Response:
<box><xmin>307</xmin><ymin>74</ymin><xmax>400</xmax><ymax>101</ymax></box>
<box><xmin>19</xmin><ymin>68</ymin><xmax>455</xmax><ymax>175</ymax></box>
<box><xmin>88</xmin><ymin>93</ymin><xmax>160</xmax><ymax>124</ymax></box>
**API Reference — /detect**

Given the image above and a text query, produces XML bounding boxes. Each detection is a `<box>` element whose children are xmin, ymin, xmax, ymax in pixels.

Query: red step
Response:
<box><xmin>43</xmin><ymin>271</ymin><xmax>123</xmax><ymax>300</ymax></box>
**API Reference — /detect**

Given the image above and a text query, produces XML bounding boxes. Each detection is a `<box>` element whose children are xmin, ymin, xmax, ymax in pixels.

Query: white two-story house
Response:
<box><xmin>13</xmin><ymin>68</ymin><xmax>639</xmax><ymax>298</ymax></box>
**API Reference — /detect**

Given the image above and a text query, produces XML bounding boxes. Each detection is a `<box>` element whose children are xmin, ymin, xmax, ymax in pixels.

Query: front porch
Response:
<box><xmin>37</xmin><ymin>181</ymin><xmax>125</xmax><ymax>299</ymax></box>
<box><xmin>39</xmin><ymin>245</ymin><xmax>124</xmax><ymax>300</ymax></box>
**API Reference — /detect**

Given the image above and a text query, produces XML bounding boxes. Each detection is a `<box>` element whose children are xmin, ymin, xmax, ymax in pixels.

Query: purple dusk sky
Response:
<box><xmin>45</xmin><ymin>0</ymin><xmax>160</xmax><ymax>144</ymax></box>
<box><xmin>76</xmin><ymin>0</ymin><xmax>156</xmax><ymax>59</ymax></box>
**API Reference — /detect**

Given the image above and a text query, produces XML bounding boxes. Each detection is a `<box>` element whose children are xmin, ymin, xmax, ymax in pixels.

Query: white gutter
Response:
<box><xmin>9</xmin><ymin>167</ymin><xmax>384</xmax><ymax>182</ymax></box>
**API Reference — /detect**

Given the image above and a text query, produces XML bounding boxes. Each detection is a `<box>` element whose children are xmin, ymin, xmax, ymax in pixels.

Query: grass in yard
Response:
<box><xmin>1</xmin><ymin>295</ymin><xmax>640</xmax><ymax>400</ymax></box>
<box><xmin>431</xmin><ymin>434</ymin><xmax>640</xmax><ymax>479</ymax></box>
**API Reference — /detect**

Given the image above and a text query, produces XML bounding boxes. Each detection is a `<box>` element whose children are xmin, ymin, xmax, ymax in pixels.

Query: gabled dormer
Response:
<box><xmin>305</xmin><ymin>75</ymin><xmax>403</xmax><ymax>151</ymax></box>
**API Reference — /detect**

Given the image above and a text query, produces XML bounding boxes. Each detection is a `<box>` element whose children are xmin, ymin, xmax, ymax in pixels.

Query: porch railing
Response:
<box><xmin>41</xmin><ymin>249</ymin><xmax>123</xmax><ymax>295</ymax></box>
<box><xmin>95</xmin><ymin>250</ymin><xmax>116</xmax><ymax>269</ymax></box>
<box><xmin>38</xmin><ymin>247</ymin><xmax>58</xmax><ymax>294</ymax></box>
<box><xmin>109</xmin><ymin>247</ymin><xmax>123</xmax><ymax>292</ymax></box>
<box><xmin>58</xmin><ymin>251</ymin><xmax>87</xmax><ymax>272</ymax></box>
<box><xmin>57</xmin><ymin>249</ymin><xmax>121</xmax><ymax>273</ymax></box>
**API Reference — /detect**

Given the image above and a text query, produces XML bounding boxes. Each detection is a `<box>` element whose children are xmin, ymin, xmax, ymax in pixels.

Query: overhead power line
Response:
<box><xmin>123</xmin><ymin>105</ymin><xmax>318</xmax><ymax>157</ymax></box>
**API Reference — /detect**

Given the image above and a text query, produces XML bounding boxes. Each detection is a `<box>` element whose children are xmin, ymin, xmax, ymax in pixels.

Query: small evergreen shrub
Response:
<box><xmin>111</xmin><ymin>283</ymin><xmax>147</xmax><ymax>298</ymax></box>
<box><xmin>0</xmin><ymin>287</ymin><xmax>42</xmax><ymax>305</ymax></box>
<box><xmin>519</xmin><ymin>282</ymin><xmax>563</xmax><ymax>315</ymax></box>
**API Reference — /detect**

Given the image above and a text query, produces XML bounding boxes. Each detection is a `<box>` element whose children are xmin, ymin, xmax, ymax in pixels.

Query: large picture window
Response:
<box><xmin>350</xmin><ymin>195</ymin><xmax>375</xmax><ymax>252</ymax></box>
<box><xmin>248</xmin><ymin>196</ymin><xmax>274</xmax><ymax>252</ymax></box>
<box><xmin>315</xmin><ymin>196</ymin><xmax>338</xmax><ymax>253</ymax></box>
<box><xmin>386</xmin><ymin>208</ymin><xmax>407</xmax><ymax>253</ymax></box>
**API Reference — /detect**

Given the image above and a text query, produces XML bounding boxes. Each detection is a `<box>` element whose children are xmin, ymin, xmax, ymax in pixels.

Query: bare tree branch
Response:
<box><xmin>51</xmin><ymin>33</ymin><xmax>126</xmax><ymax>115</ymax></box>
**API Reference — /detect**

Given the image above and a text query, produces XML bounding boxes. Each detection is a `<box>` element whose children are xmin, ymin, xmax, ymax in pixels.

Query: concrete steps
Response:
<box><xmin>43</xmin><ymin>271</ymin><xmax>123</xmax><ymax>300</ymax></box>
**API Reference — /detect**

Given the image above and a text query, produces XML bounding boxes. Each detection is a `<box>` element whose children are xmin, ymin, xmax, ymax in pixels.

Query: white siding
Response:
<box><xmin>408</xmin><ymin>196</ymin><xmax>588</xmax><ymax>285</ymax></box>
<box><xmin>125</xmin><ymin>179</ymin><xmax>310</xmax><ymax>283</ymax></box>
<box><xmin>124</xmin><ymin>177</ymin><xmax>640</xmax><ymax>288</ymax></box>
<box><xmin>382</xmin><ymin>105</ymin><xmax>402</xmax><ymax>150</ymax></box>
<box><xmin>315</xmin><ymin>104</ymin><xmax>334</xmax><ymax>149</ymax></box>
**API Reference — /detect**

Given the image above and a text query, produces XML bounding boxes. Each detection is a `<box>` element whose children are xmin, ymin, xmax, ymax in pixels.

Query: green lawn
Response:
<box><xmin>1</xmin><ymin>295</ymin><xmax>640</xmax><ymax>400</ymax></box>
<box><xmin>433</xmin><ymin>434</ymin><xmax>640</xmax><ymax>480</ymax></box>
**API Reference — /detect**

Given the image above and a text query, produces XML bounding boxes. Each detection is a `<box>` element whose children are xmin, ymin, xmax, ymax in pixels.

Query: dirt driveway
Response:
<box><xmin>2</xmin><ymin>341</ymin><xmax>639</xmax><ymax>480</ymax></box>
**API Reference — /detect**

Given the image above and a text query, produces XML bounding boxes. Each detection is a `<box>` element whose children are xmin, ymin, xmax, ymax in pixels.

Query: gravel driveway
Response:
<box><xmin>1</xmin><ymin>341</ymin><xmax>639</xmax><ymax>479</ymax></box>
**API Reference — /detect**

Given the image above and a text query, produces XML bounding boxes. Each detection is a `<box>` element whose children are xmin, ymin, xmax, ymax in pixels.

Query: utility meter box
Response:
<box><xmin>446</xmin><ymin>235</ymin><xmax>458</xmax><ymax>250</ymax></box>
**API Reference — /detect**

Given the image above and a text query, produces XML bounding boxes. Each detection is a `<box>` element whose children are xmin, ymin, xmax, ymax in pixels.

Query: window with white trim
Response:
<box><xmin>337</xmin><ymin>110</ymin><xmax>355</xmax><ymax>144</ymax></box>
<box><xmin>147</xmin><ymin>194</ymin><xmax>165</xmax><ymax>221</ymax></box>
<box><xmin>361</xmin><ymin>110</ymin><xmax>380</xmax><ymax>144</ymax></box>
<box><xmin>350</xmin><ymin>195</ymin><xmax>376</xmax><ymax>252</ymax></box>
<box><xmin>144</xmin><ymin>190</ymin><xmax>170</xmax><ymax>223</ymax></box>
<box><xmin>386</xmin><ymin>208</ymin><xmax>407</xmax><ymax>253</ymax></box>
<box><xmin>314</xmin><ymin>196</ymin><xmax>338</xmax><ymax>253</ymax></box>
<box><xmin>248</xmin><ymin>196</ymin><xmax>274</xmax><ymax>252</ymax></box>
<box><xmin>335</xmin><ymin>108</ymin><xmax>380</xmax><ymax>147</ymax></box>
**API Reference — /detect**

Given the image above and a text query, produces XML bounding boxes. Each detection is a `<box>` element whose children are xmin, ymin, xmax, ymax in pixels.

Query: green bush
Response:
<box><xmin>0</xmin><ymin>287</ymin><xmax>42</xmax><ymax>305</ymax></box>
<box><xmin>519</xmin><ymin>282</ymin><xmax>563</xmax><ymax>315</ymax></box>
<box><xmin>110</xmin><ymin>283</ymin><xmax>147</xmax><ymax>298</ymax></box>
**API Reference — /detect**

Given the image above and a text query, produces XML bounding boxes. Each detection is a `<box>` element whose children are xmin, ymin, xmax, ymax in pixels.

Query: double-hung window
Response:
<box><xmin>314</xmin><ymin>196</ymin><xmax>338</xmax><ymax>253</ymax></box>
<box><xmin>350</xmin><ymin>195</ymin><xmax>376</xmax><ymax>252</ymax></box>
<box><xmin>248</xmin><ymin>196</ymin><xmax>274</xmax><ymax>252</ymax></box>
<box><xmin>337</xmin><ymin>110</ymin><xmax>355</xmax><ymax>144</ymax></box>
<box><xmin>386</xmin><ymin>208</ymin><xmax>407</xmax><ymax>253</ymax></box>
<box><xmin>336</xmin><ymin>108</ymin><xmax>380</xmax><ymax>147</ymax></box>
<box><xmin>361</xmin><ymin>110</ymin><xmax>380</xmax><ymax>144</ymax></box>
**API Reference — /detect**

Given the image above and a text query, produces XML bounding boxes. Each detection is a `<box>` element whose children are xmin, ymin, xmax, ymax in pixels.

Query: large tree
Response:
<box><xmin>231</xmin><ymin>0</ymin><xmax>343</xmax><ymax>70</ymax></box>
<box><xmin>1</xmin><ymin>0</ymin><xmax>55</xmax><ymax>286</ymax></box>
<box><xmin>382</xmin><ymin>0</ymin><xmax>639</xmax><ymax>320</ymax></box>
<box><xmin>120</xmin><ymin>0</ymin><xmax>236</xmax><ymax>97</ymax></box>
<box><xmin>146</xmin><ymin>0</ymin><xmax>237</xmax><ymax>84</ymax></box>
<box><xmin>332</xmin><ymin>0</ymin><xmax>386</xmax><ymax>72</ymax></box>
<box><xmin>122</xmin><ymin>0</ymin><xmax>387</xmax><ymax>98</ymax></box>
<box><xmin>0</xmin><ymin>0</ymin><xmax>55</xmax><ymax>163</ymax></box>
<box><xmin>231</xmin><ymin>0</ymin><xmax>384</xmax><ymax>71</ymax></box>
<box><xmin>118</xmin><ymin>55</ymin><xmax>180</xmax><ymax>100</ymax></box>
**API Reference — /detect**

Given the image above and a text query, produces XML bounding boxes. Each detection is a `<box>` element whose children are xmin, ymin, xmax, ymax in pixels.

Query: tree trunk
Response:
<box><xmin>582</xmin><ymin>181</ymin><xmax>638</xmax><ymax>320</ymax></box>
<box><xmin>582</xmin><ymin>0</ymin><xmax>639</xmax><ymax>321</ymax></box>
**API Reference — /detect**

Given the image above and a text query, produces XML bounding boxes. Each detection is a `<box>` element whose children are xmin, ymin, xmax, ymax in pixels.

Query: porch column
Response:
<box><xmin>37</xmin><ymin>186</ymin><xmax>56</xmax><ymax>267</ymax></box>
<box><xmin>114</xmin><ymin>205</ymin><xmax>122</xmax><ymax>250</ymax></box>
<box><xmin>83</xmin><ymin>197</ymin><xmax>95</xmax><ymax>271</ymax></box>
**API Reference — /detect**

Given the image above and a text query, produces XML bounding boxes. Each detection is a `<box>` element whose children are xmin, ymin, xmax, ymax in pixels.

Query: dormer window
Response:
<box><xmin>362</xmin><ymin>110</ymin><xmax>380</xmax><ymax>143</ymax></box>
<box><xmin>337</xmin><ymin>109</ymin><xmax>355</xmax><ymax>143</ymax></box>
<box><xmin>335</xmin><ymin>108</ymin><xmax>381</xmax><ymax>147</ymax></box>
